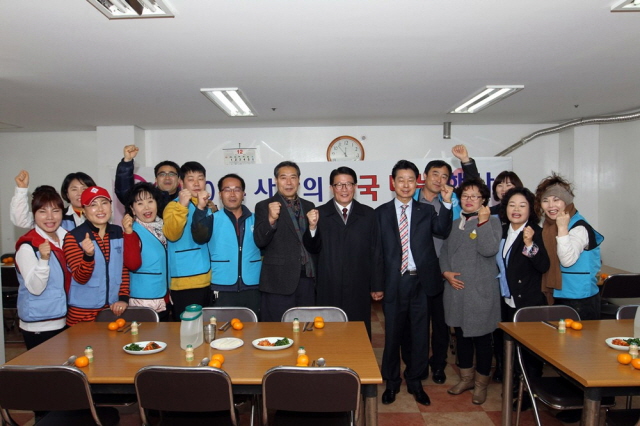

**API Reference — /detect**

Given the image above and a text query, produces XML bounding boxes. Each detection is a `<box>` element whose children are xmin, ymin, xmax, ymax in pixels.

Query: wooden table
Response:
<box><xmin>4</xmin><ymin>321</ymin><xmax>382</xmax><ymax>425</ymax></box>
<box><xmin>500</xmin><ymin>319</ymin><xmax>640</xmax><ymax>426</ymax></box>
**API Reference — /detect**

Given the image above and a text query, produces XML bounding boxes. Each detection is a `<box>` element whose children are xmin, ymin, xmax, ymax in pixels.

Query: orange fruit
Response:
<box><xmin>212</xmin><ymin>354</ymin><xmax>225</xmax><ymax>364</ymax></box>
<box><xmin>631</xmin><ymin>359</ymin><xmax>640</xmax><ymax>370</ymax></box>
<box><xmin>570</xmin><ymin>321</ymin><xmax>583</xmax><ymax>330</ymax></box>
<box><xmin>314</xmin><ymin>320</ymin><xmax>325</xmax><ymax>329</ymax></box>
<box><xmin>107</xmin><ymin>322</ymin><xmax>119</xmax><ymax>331</ymax></box>
<box><xmin>230</xmin><ymin>318</ymin><xmax>240</xmax><ymax>325</ymax></box>
<box><xmin>232</xmin><ymin>321</ymin><xmax>244</xmax><ymax>330</ymax></box>
<box><xmin>314</xmin><ymin>316</ymin><xmax>324</xmax><ymax>322</ymax></box>
<box><xmin>115</xmin><ymin>318</ymin><xmax>126</xmax><ymax>328</ymax></box>
<box><xmin>618</xmin><ymin>353</ymin><xmax>632</xmax><ymax>365</ymax></box>
<box><xmin>564</xmin><ymin>318</ymin><xmax>574</xmax><ymax>327</ymax></box>
<box><xmin>208</xmin><ymin>359</ymin><xmax>222</xmax><ymax>368</ymax></box>
<box><xmin>75</xmin><ymin>356</ymin><xmax>90</xmax><ymax>368</ymax></box>
<box><xmin>296</xmin><ymin>354</ymin><xmax>309</xmax><ymax>366</ymax></box>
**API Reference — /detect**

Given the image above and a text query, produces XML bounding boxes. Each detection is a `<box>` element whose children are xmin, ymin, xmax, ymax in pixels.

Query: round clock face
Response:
<box><xmin>327</xmin><ymin>136</ymin><xmax>365</xmax><ymax>162</ymax></box>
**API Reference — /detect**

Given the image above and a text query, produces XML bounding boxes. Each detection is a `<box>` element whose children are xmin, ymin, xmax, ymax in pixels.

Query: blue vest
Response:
<box><xmin>554</xmin><ymin>212</ymin><xmax>603</xmax><ymax>300</ymax></box>
<box><xmin>413</xmin><ymin>190</ymin><xmax>461</xmax><ymax>219</ymax></box>
<box><xmin>208</xmin><ymin>211</ymin><xmax>262</xmax><ymax>286</ymax></box>
<box><xmin>129</xmin><ymin>222</ymin><xmax>168</xmax><ymax>299</ymax></box>
<box><xmin>16</xmin><ymin>242</ymin><xmax>67</xmax><ymax>322</ymax></box>
<box><xmin>166</xmin><ymin>201</ymin><xmax>211</xmax><ymax>279</ymax></box>
<box><xmin>67</xmin><ymin>224</ymin><xmax>123</xmax><ymax>309</ymax></box>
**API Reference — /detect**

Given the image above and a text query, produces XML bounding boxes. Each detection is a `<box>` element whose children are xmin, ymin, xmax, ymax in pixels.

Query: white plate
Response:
<box><xmin>605</xmin><ymin>337</ymin><xmax>634</xmax><ymax>351</ymax></box>
<box><xmin>252</xmin><ymin>336</ymin><xmax>294</xmax><ymax>351</ymax></box>
<box><xmin>123</xmin><ymin>341</ymin><xmax>167</xmax><ymax>355</ymax></box>
<box><xmin>211</xmin><ymin>337</ymin><xmax>244</xmax><ymax>351</ymax></box>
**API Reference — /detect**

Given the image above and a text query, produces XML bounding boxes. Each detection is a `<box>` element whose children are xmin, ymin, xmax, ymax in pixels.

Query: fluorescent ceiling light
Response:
<box><xmin>612</xmin><ymin>0</ymin><xmax>640</xmax><ymax>12</ymax></box>
<box><xmin>201</xmin><ymin>88</ymin><xmax>256</xmax><ymax>117</ymax></box>
<box><xmin>450</xmin><ymin>85</ymin><xmax>524</xmax><ymax>114</ymax></box>
<box><xmin>86</xmin><ymin>0</ymin><xmax>174</xmax><ymax>19</ymax></box>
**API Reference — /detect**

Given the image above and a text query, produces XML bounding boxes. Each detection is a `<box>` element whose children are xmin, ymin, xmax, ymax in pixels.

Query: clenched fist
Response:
<box><xmin>15</xmin><ymin>170</ymin><xmax>29</xmax><ymax>188</ymax></box>
<box><xmin>440</xmin><ymin>184</ymin><xmax>454</xmax><ymax>204</ymax></box>
<box><xmin>451</xmin><ymin>145</ymin><xmax>470</xmax><ymax>163</ymax></box>
<box><xmin>39</xmin><ymin>241</ymin><xmax>51</xmax><ymax>261</ymax></box>
<box><xmin>268</xmin><ymin>202</ymin><xmax>281</xmax><ymax>225</ymax></box>
<box><xmin>122</xmin><ymin>214</ymin><xmax>134</xmax><ymax>234</ymax></box>
<box><xmin>478</xmin><ymin>205</ymin><xmax>491</xmax><ymax>223</ymax></box>
<box><xmin>123</xmin><ymin>145</ymin><xmax>139</xmax><ymax>162</ymax></box>
<box><xmin>522</xmin><ymin>225</ymin><xmax>534</xmax><ymax>247</ymax></box>
<box><xmin>307</xmin><ymin>209</ymin><xmax>319</xmax><ymax>230</ymax></box>
<box><xmin>178</xmin><ymin>188</ymin><xmax>192</xmax><ymax>207</ymax></box>
<box><xmin>81</xmin><ymin>233</ymin><xmax>95</xmax><ymax>256</ymax></box>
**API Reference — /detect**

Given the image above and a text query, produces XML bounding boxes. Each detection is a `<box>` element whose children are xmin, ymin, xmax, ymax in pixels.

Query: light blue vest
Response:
<box><xmin>554</xmin><ymin>212</ymin><xmax>603</xmax><ymax>300</ymax></box>
<box><xmin>129</xmin><ymin>222</ymin><xmax>168</xmax><ymax>299</ymax></box>
<box><xmin>16</xmin><ymin>244</ymin><xmax>67</xmax><ymax>322</ymax></box>
<box><xmin>166</xmin><ymin>201</ymin><xmax>211</xmax><ymax>278</ymax></box>
<box><xmin>68</xmin><ymin>224</ymin><xmax>123</xmax><ymax>309</ymax></box>
<box><xmin>208</xmin><ymin>211</ymin><xmax>261</xmax><ymax>286</ymax></box>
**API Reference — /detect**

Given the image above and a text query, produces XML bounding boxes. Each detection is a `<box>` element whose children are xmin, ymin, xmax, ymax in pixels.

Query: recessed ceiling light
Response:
<box><xmin>450</xmin><ymin>85</ymin><xmax>524</xmax><ymax>114</ymax></box>
<box><xmin>612</xmin><ymin>0</ymin><xmax>640</xmax><ymax>12</ymax></box>
<box><xmin>87</xmin><ymin>0</ymin><xmax>174</xmax><ymax>19</ymax></box>
<box><xmin>201</xmin><ymin>88</ymin><xmax>256</xmax><ymax>117</ymax></box>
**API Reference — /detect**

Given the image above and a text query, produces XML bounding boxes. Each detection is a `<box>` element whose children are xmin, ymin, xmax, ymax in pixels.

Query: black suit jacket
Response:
<box><xmin>254</xmin><ymin>194</ymin><xmax>315</xmax><ymax>295</ymax></box>
<box><xmin>376</xmin><ymin>198</ymin><xmax>452</xmax><ymax>302</ymax></box>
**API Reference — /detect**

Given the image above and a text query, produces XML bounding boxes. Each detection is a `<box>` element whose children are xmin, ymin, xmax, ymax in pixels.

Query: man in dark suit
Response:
<box><xmin>254</xmin><ymin>161</ymin><xmax>316</xmax><ymax>322</ymax></box>
<box><xmin>303</xmin><ymin>166</ymin><xmax>383</xmax><ymax>338</ymax></box>
<box><xmin>376</xmin><ymin>160</ymin><xmax>452</xmax><ymax>406</ymax></box>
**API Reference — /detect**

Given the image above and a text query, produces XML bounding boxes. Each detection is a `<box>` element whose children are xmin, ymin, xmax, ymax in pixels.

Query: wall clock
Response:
<box><xmin>326</xmin><ymin>136</ymin><xmax>365</xmax><ymax>161</ymax></box>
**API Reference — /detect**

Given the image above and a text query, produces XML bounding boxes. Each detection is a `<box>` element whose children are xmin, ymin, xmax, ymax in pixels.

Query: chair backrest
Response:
<box><xmin>513</xmin><ymin>305</ymin><xmax>580</xmax><ymax>323</ymax></box>
<box><xmin>202</xmin><ymin>306</ymin><xmax>258</xmax><ymax>323</ymax></box>
<box><xmin>95</xmin><ymin>306</ymin><xmax>159</xmax><ymax>323</ymax></box>
<box><xmin>601</xmin><ymin>274</ymin><xmax>640</xmax><ymax>299</ymax></box>
<box><xmin>135</xmin><ymin>365</ymin><xmax>237</xmax><ymax>425</ymax></box>
<box><xmin>262</xmin><ymin>366</ymin><xmax>360</xmax><ymax>424</ymax></box>
<box><xmin>281</xmin><ymin>306</ymin><xmax>348</xmax><ymax>322</ymax></box>
<box><xmin>616</xmin><ymin>305</ymin><xmax>639</xmax><ymax>320</ymax></box>
<box><xmin>0</xmin><ymin>365</ymin><xmax>102</xmax><ymax>424</ymax></box>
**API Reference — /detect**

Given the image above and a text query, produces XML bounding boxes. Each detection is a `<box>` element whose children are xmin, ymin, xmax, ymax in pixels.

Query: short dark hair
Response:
<box><xmin>424</xmin><ymin>160</ymin><xmax>452</xmax><ymax>180</ymax></box>
<box><xmin>179</xmin><ymin>161</ymin><xmax>206</xmax><ymax>180</ymax></box>
<box><xmin>391</xmin><ymin>160</ymin><xmax>419</xmax><ymax>179</ymax></box>
<box><xmin>218</xmin><ymin>173</ymin><xmax>246</xmax><ymax>191</ymax></box>
<box><xmin>330</xmin><ymin>166</ymin><xmax>357</xmax><ymax>185</ymax></box>
<box><xmin>154</xmin><ymin>161</ymin><xmax>180</xmax><ymax>177</ymax></box>
<box><xmin>274</xmin><ymin>161</ymin><xmax>300</xmax><ymax>178</ymax></box>
<box><xmin>60</xmin><ymin>172</ymin><xmax>96</xmax><ymax>203</ymax></box>
<box><xmin>32</xmin><ymin>185</ymin><xmax>64</xmax><ymax>212</ymax></box>
<box><xmin>125</xmin><ymin>182</ymin><xmax>162</xmax><ymax>217</ymax></box>
<box><xmin>455</xmin><ymin>177</ymin><xmax>491</xmax><ymax>206</ymax></box>
<box><xmin>499</xmin><ymin>187</ymin><xmax>539</xmax><ymax>224</ymax></box>
<box><xmin>492</xmin><ymin>171</ymin><xmax>523</xmax><ymax>201</ymax></box>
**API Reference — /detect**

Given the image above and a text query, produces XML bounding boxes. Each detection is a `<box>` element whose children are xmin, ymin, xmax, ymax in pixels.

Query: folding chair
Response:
<box><xmin>601</xmin><ymin>274</ymin><xmax>640</xmax><ymax>319</ymax></box>
<box><xmin>616</xmin><ymin>305</ymin><xmax>639</xmax><ymax>320</ymax></box>
<box><xmin>202</xmin><ymin>306</ymin><xmax>258</xmax><ymax>323</ymax></box>
<box><xmin>281</xmin><ymin>306</ymin><xmax>348</xmax><ymax>323</ymax></box>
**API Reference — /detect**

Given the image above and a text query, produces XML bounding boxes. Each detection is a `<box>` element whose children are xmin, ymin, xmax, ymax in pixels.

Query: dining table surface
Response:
<box><xmin>4</xmin><ymin>320</ymin><xmax>382</xmax><ymax>425</ymax></box>
<box><xmin>499</xmin><ymin>318</ymin><xmax>640</xmax><ymax>426</ymax></box>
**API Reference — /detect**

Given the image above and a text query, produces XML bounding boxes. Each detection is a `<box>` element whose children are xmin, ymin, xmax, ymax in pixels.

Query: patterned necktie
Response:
<box><xmin>399</xmin><ymin>205</ymin><xmax>409</xmax><ymax>274</ymax></box>
<box><xmin>342</xmin><ymin>208</ymin><xmax>348</xmax><ymax>223</ymax></box>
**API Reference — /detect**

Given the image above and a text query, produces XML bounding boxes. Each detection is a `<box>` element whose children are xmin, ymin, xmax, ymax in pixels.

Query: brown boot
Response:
<box><xmin>472</xmin><ymin>372</ymin><xmax>491</xmax><ymax>405</ymax></box>
<box><xmin>447</xmin><ymin>367</ymin><xmax>475</xmax><ymax>395</ymax></box>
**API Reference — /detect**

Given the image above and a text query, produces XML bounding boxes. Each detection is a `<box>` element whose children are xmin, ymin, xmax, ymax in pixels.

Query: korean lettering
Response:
<box><xmin>254</xmin><ymin>178</ymin><xmax>277</xmax><ymax>198</ymax></box>
<box><xmin>302</xmin><ymin>177</ymin><xmax>323</xmax><ymax>202</ymax></box>
<box><xmin>358</xmin><ymin>175</ymin><xmax>380</xmax><ymax>201</ymax></box>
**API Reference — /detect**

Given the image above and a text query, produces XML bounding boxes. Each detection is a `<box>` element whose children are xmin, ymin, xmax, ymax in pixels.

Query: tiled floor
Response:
<box><xmin>3</xmin><ymin>304</ymin><xmax>631</xmax><ymax>425</ymax></box>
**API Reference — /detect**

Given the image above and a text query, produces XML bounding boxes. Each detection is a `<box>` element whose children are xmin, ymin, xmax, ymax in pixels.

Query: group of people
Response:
<box><xmin>11</xmin><ymin>144</ymin><xmax>603</xmax><ymax>411</ymax></box>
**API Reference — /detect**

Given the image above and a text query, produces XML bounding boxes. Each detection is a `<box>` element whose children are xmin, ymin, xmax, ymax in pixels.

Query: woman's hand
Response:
<box><xmin>122</xmin><ymin>214</ymin><xmax>134</xmax><ymax>234</ymax></box>
<box><xmin>556</xmin><ymin>210</ymin><xmax>570</xmax><ymax>236</ymax></box>
<box><xmin>443</xmin><ymin>271</ymin><xmax>464</xmax><ymax>290</ymax></box>
<box><xmin>81</xmin><ymin>233</ymin><xmax>95</xmax><ymax>256</ymax></box>
<box><xmin>38</xmin><ymin>241</ymin><xmax>51</xmax><ymax>261</ymax></box>
<box><xmin>15</xmin><ymin>170</ymin><xmax>29</xmax><ymax>188</ymax></box>
<box><xmin>110</xmin><ymin>301</ymin><xmax>128</xmax><ymax>316</ymax></box>
<box><xmin>478</xmin><ymin>205</ymin><xmax>491</xmax><ymax>223</ymax></box>
<box><xmin>370</xmin><ymin>291</ymin><xmax>384</xmax><ymax>301</ymax></box>
<box><xmin>523</xmin><ymin>225</ymin><xmax>534</xmax><ymax>247</ymax></box>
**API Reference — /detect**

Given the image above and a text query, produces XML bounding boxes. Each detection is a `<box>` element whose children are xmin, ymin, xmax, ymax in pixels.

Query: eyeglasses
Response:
<box><xmin>460</xmin><ymin>194</ymin><xmax>482</xmax><ymax>201</ymax></box>
<box><xmin>221</xmin><ymin>187</ymin><xmax>243</xmax><ymax>193</ymax></box>
<box><xmin>157</xmin><ymin>172</ymin><xmax>178</xmax><ymax>178</ymax></box>
<box><xmin>332</xmin><ymin>183</ymin><xmax>355</xmax><ymax>190</ymax></box>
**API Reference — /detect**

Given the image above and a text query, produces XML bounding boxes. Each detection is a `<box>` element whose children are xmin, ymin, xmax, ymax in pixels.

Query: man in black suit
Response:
<box><xmin>254</xmin><ymin>161</ymin><xmax>316</xmax><ymax>322</ymax></box>
<box><xmin>303</xmin><ymin>166</ymin><xmax>383</xmax><ymax>338</ymax></box>
<box><xmin>376</xmin><ymin>160</ymin><xmax>452</xmax><ymax>406</ymax></box>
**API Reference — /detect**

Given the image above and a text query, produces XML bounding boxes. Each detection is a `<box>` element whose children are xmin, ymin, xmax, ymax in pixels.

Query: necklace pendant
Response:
<box><xmin>469</xmin><ymin>229</ymin><xmax>477</xmax><ymax>240</ymax></box>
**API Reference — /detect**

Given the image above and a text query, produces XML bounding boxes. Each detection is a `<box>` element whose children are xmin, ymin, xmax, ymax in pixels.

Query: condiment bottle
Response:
<box><xmin>630</xmin><ymin>343</ymin><xmax>639</xmax><ymax>359</ymax></box>
<box><xmin>185</xmin><ymin>344</ymin><xmax>194</xmax><ymax>362</ymax></box>
<box><xmin>298</xmin><ymin>346</ymin><xmax>306</xmax><ymax>356</ymax></box>
<box><xmin>131</xmin><ymin>321</ymin><xmax>139</xmax><ymax>335</ymax></box>
<box><xmin>293</xmin><ymin>318</ymin><xmax>300</xmax><ymax>332</ymax></box>
<box><xmin>84</xmin><ymin>346</ymin><xmax>94</xmax><ymax>363</ymax></box>
<box><xmin>558</xmin><ymin>319</ymin><xmax>566</xmax><ymax>333</ymax></box>
<box><xmin>210</xmin><ymin>316</ymin><xmax>217</xmax><ymax>327</ymax></box>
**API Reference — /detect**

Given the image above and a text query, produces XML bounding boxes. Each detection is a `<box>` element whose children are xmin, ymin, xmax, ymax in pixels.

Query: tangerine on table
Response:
<box><xmin>212</xmin><ymin>354</ymin><xmax>225</xmax><ymax>364</ymax></box>
<box><xmin>230</xmin><ymin>318</ymin><xmax>240</xmax><ymax>325</ymax></box>
<box><xmin>570</xmin><ymin>321</ymin><xmax>583</xmax><ymax>330</ymax></box>
<box><xmin>314</xmin><ymin>316</ymin><xmax>324</xmax><ymax>322</ymax></box>
<box><xmin>75</xmin><ymin>356</ymin><xmax>90</xmax><ymax>368</ymax></box>
<box><xmin>296</xmin><ymin>354</ymin><xmax>309</xmax><ymax>366</ymax></box>
<box><xmin>115</xmin><ymin>318</ymin><xmax>126</xmax><ymax>328</ymax></box>
<box><xmin>232</xmin><ymin>321</ymin><xmax>244</xmax><ymax>330</ymax></box>
<box><xmin>107</xmin><ymin>322</ymin><xmax>119</xmax><ymax>331</ymax></box>
<box><xmin>631</xmin><ymin>358</ymin><xmax>640</xmax><ymax>370</ymax></box>
<box><xmin>564</xmin><ymin>318</ymin><xmax>574</xmax><ymax>327</ymax></box>
<box><xmin>618</xmin><ymin>353</ymin><xmax>633</xmax><ymax>365</ymax></box>
<box><xmin>314</xmin><ymin>320</ymin><xmax>325</xmax><ymax>329</ymax></box>
<box><xmin>208</xmin><ymin>359</ymin><xmax>222</xmax><ymax>368</ymax></box>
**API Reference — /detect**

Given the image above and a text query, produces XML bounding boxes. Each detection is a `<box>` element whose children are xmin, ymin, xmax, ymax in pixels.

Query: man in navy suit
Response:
<box><xmin>376</xmin><ymin>160</ymin><xmax>453</xmax><ymax>406</ymax></box>
<box><xmin>254</xmin><ymin>161</ymin><xmax>316</xmax><ymax>322</ymax></box>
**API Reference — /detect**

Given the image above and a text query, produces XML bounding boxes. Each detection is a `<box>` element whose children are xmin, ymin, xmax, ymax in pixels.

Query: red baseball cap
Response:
<box><xmin>81</xmin><ymin>186</ymin><xmax>112</xmax><ymax>207</ymax></box>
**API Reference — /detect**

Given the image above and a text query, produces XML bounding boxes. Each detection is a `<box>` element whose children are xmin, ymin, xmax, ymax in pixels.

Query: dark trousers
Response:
<box><xmin>214</xmin><ymin>289</ymin><xmax>262</xmax><ymax>320</ymax></box>
<box><xmin>427</xmin><ymin>289</ymin><xmax>449</xmax><ymax>371</ymax></box>
<box><xmin>21</xmin><ymin>326</ymin><xmax>65</xmax><ymax>350</ymax></box>
<box><xmin>555</xmin><ymin>293</ymin><xmax>601</xmax><ymax>320</ymax></box>
<box><xmin>170</xmin><ymin>287</ymin><xmax>212</xmax><ymax>321</ymax></box>
<box><xmin>381</xmin><ymin>273</ymin><xmax>429</xmax><ymax>391</ymax></box>
<box><xmin>454</xmin><ymin>327</ymin><xmax>493</xmax><ymax>376</ymax></box>
<box><xmin>260</xmin><ymin>276</ymin><xmax>315</xmax><ymax>322</ymax></box>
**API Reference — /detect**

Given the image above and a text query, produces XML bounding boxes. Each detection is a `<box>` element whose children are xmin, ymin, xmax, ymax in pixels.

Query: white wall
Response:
<box><xmin>1</xmin><ymin>121</ymin><xmax>638</xmax><ymax>271</ymax></box>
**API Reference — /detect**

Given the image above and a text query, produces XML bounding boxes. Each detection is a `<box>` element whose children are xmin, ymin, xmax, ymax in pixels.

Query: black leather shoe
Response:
<box><xmin>381</xmin><ymin>389</ymin><xmax>398</xmax><ymax>405</ymax></box>
<box><xmin>432</xmin><ymin>368</ymin><xmax>446</xmax><ymax>384</ymax></box>
<box><xmin>408</xmin><ymin>388</ymin><xmax>431</xmax><ymax>406</ymax></box>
